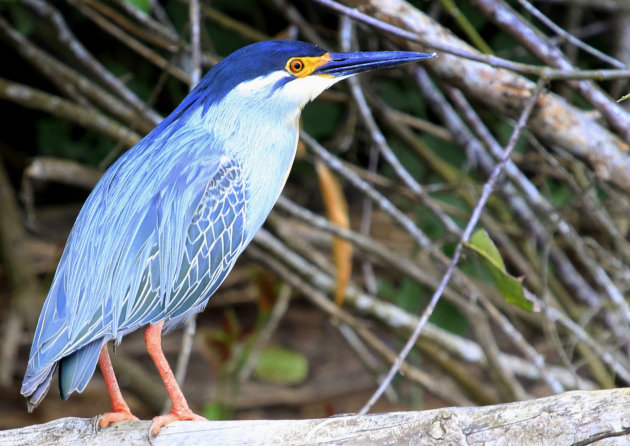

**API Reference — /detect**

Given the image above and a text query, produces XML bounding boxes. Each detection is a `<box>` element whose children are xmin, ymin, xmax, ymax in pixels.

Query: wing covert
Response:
<box><xmin>25</xmin><ymin>137</ymin><xmax>247</xmax><ymax>378</ymax></box>
<box><xmin>124</xmin><ymin>156</ymin><xmax>247</xmax><ymax>328</ymax></box>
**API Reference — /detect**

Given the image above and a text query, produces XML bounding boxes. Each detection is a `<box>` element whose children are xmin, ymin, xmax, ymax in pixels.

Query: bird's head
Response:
<box><xmin>187</xmin><ymin>40</ymin><xmax>436</xmax><ymax>122</ymax></box>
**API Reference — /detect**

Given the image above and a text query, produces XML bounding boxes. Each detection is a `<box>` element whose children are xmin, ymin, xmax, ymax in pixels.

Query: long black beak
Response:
<box><xmin>314</xmin><ymin>51</ymin><xmax>436</xmax><ymax>78</ymax></box>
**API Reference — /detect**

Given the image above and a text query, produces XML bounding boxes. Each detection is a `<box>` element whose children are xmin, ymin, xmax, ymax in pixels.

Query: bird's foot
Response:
<box><xmin>98</xmin><ymin>409</ymin><xmax>139</xmax><ymax>429</ymax></box>
<box><xmin>150</xmin><ymin>408</ymin><xmax>206</xmax><ymax>435</ymax></box>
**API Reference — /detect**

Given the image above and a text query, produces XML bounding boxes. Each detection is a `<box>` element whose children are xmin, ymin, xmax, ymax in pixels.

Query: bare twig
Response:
<box><xmin>316</xmin><ymin>0</ymin><xmax>630</xmax><ymax>195</ymax></box>
<box><xmin>248</xmin><ymin>238</ymin><xmax>475</xmax><ymax>406</ymax></box>
<box><xmin>359</xmin><ymin>79</ymin><xmax>546</xmax><ymax>414</ymax></box>
<box><xmin>67</xmin><ymin>0</ymin><xmax>190</xmax><ymax>83</ymax></box>
<box><xmin>238</xmin><ymin>285</ymin><xmax>292</xmax><ymax>382</ymax></box>
<box><xmin>0</xmin><ymin>158</ymin><xmax>43</xmax><ymax>386</ymax></box>
<box><xmin>0</xmin><ymin>77</ymin><xmax>141</xmax><ymax>147</ymax></box>
<box><xmin>470</xmin><ymin>0</ymin><xmax>630</xmax><ymax>144</ymax></box>
<box><xmin>0</xmin><ymin>17</ymin><xmax>155</xmax><ymax>134</ymax></box>
<box><xmin>514</xmin><ymin>0</ymin><xmax>625</xmax><ymax>68</ymax></box>
<box><xmin>23</xmin><ymin>0</ymin><xmax>162</xmax><ymax>125</ymax></box>
<box><xmin>301</xmin><ymin>132</ymin><xmax>431</xmax><ymax>249</ymax></box>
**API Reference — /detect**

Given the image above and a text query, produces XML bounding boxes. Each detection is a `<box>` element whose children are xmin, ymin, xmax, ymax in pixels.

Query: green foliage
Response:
<box><xmin>203</xmin><ymin>403</ymin><xmax>226</xmax><ymax>421</ymax></box>
<box><xmin>490</xmin><ymin>116</ymin><xmax>528</xmax><ymax>152</ymax></box>
<box><xmin>466</xmin><ymin>229</ymin><xmax>532</xmax><ymax>311</ymax></box>
<box><xmin>0</xmin><ymin>3</ymin><xmax>34</xmax><ymax>34</ymax></box>
<box><xmin>421</xmin><ymin>134</ymin><xmax>467</xmax><ymax>169</ymax></box>
<box><xmin>428</xmin><ymin>298</ymin><xmax>468</xmax><ymax>335</ymax></box>
<box><xmin>379</xmin><ymin>278</ymin><xmax>468</xmax><ymax>335</ymax></box>
<box><xmin>302</xmin><ymin>101</ymin><xmax>343</xmax><ymax>140</ymax></box>
<box><xmin>547</xmin><ymin>180</ymin><xmax>574</xmax><ymax>208</ymax></box>
<box><xmin>36</xmin><ymin>118</ymin><xmax>113</xmax><ymax>166</ymax></box>
<box><xmin>456</xmin><ymin>2</ymin><xmax>488</xmax><ymax>31</ymax></box>
<box><xmin>205</xmin><ymin>26</ymin><xmax>249</xmax><ymax>56</ymax></box>
<box><xmin>101</xmin><ymin>59</ymin><xmax>155</xmax><ymax>103</ymax></box>
<box><xmin>491</xmin><ymin>30</ymin><xmax>518</xmax><ymax>55</ymax></box>
<box><xmin>254</xmin><ymin>346</ymin><xmax>309</xmax><ymax>385</ymax></box>
<box><xmin>416</xmin><ymin>194</ymin><xmax>468</xmax><ymax>241</ymax></box>
<box><xmin>125</xmin><ymin>0</ymin><xmax>151</xmax><ymax>14</ymax></box>
<box><xmin>379</xmin><ymin>277</ymin><xmax>423</xmax><ymax>314</ymax></box>
<box><xmin>374</xmin><ymin>78</ymin><xmax>427</xmax><ymax>116</ymax></box>
<box><xmin>389</xmin><ymin>139</ymin><xmax>427</xmax><ymax>181</ymax></box>
<box><xmin>415</xmin><ymin>202</ymin><xmax>445</xmax><ymax>241</ymax></box>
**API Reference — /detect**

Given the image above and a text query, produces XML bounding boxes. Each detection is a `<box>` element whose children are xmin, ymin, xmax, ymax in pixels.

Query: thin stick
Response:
<box><xmin>359</xmin><ymin>79</ymin><xmax>546</xmax><ymax>415</ymax></box>
<box><xmin>312</xmin><ymin>0</ymin><xmax>630</xmax><ymax>81</ymax></box>
<box><xmin>238</xmin><ymin>285</ymin><xmax>292</xmax><ymax>382</ymax></box>
<box><xmin>24</xmin><ymin>0</ymin><xmax>162</xmax><ymax>125</ymax></box>
<box><xmin>515</xmin><ymin>0</ymin><xmax>625</xmax><ymax>68</ymax></box>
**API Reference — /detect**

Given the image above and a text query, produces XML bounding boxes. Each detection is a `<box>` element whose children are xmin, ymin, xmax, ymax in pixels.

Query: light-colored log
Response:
<box><xmin>2</xmin><ymin>389</ymin><xmax>629</xmax><ymax>445</ymax></box>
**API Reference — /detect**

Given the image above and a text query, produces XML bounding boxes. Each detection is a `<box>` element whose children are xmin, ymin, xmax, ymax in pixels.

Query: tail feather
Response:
<box><xmin>58</xmin><ymin>339</ymin><xmax>103</xmax><ymax>400</ymax></box>
<box><xmin>22</xmin><ymin>363</ymin><xmax>56</xmax><ymax>412</ymax></box>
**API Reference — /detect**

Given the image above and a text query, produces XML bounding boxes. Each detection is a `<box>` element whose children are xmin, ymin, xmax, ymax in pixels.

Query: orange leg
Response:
<box><xmin>98</xmin><ymin>344</ymin><xmax>139</xmax><ymax>428</ymax></box>
<box><xmin>145</xmin><ymin>321</ymin><xmax>205</xmax><ymax>435</ymax></box>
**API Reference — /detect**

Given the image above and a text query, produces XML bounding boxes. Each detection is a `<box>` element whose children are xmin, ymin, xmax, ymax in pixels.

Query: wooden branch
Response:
<box><xmin>0</xmin><ymin>158</ymin><xmax>43</xmax><ymax>386</ymax></box>
<box><xmin>0</xmin><ymin>77</ymin><xmax>141</xmax><ymax>148</ymax></box>
<box><xmin>3</xmin><ymin>389</ymin><xmax>629</xmax><ymax>445</ymax></box>
<box><xmin>338</xmin><ymin>0</ymin><xmax>630</xmax><ymax>194</ymax></box>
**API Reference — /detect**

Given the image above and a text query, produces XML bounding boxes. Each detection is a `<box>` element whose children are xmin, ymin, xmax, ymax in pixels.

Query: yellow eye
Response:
<box><xmin>288</xmin><ymin>58</ymin><xmax>305</xmax><ymax>74</ymax></box>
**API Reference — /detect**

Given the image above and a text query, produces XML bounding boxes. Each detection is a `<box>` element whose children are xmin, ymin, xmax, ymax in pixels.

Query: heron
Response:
<box><xmin>21</xmin><ymin>40</ymin><xmax>435</xmax><ymax>434</ymax></box>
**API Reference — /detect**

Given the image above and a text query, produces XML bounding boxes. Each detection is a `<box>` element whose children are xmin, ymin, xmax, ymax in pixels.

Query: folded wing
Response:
<box><xmin>22</xmin><ymin>133</ymin><xmax>247</xmax><ymax>408</ymax></box>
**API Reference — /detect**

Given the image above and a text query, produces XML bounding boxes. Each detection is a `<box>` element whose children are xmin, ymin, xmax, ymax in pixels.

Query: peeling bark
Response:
<box><xmin>2</xmin><ymin>389</ymin><xmax>629</xmax><ymax>445</ymax></box>
<box><xmin>342</xmin><ymin>0</ymin><xmax>630</xmax><ymax>193</ymax></box>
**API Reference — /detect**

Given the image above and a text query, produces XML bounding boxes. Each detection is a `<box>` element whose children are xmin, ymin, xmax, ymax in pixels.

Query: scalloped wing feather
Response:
<box><xmin>22</xmin><ymin>125</ymin><xmax>247</xmax><ymax>404</ymax></box>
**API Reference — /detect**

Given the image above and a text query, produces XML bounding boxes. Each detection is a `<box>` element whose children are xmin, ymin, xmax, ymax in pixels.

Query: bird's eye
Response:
<box><xmin>288</xmin><ymin>59</ymin><xmax>305</xmax><ymax>74</ymax></box>
<box><xmin>285</xmin><ymin>55</ymin><xmax>330</xmax><ymax>77</ymax></box>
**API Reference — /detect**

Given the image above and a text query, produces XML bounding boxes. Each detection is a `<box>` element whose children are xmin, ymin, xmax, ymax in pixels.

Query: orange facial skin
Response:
<box><xmin>285</xmin><ymin>53</ymin><xmax>332</xmax><ymax>78</ymax></box>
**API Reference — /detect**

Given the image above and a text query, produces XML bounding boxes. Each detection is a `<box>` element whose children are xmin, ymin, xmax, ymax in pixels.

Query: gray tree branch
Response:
<box><xmin>2</xmin><ymin>389</ymin><xmax>629</xmax><ymax>445</ymax></box>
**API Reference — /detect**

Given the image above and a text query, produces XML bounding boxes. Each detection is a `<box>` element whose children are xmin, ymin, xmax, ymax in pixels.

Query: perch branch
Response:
<box><xmin>2</xmin><ymin>389</ymin><xmax>629</xmax><ymax>445</ymax></box>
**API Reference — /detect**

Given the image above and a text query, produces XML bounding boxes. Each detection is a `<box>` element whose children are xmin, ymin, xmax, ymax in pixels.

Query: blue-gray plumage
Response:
<box><xmin>21</xmin><ymin>40</ymin><xmax>435</xmax><ymax>433</ymax></box>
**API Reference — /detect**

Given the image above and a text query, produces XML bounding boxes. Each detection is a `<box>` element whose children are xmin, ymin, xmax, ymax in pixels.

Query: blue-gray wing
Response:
<box><xmin>21</xmin><ymin>150</ymin><xmax>247</xmax><ymax>405</ymax></box>
<box><xmin>121</xmin><ymin>156</ymin><xmax>247</xmax><ymax>330</ymax></box>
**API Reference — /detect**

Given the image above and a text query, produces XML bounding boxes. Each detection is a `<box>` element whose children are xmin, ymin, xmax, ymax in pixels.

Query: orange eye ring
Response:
<box><xmin>285</xmin><ymin>54</ymin><xmax>331</xmax><ymax>77</ymax></box>
<box><xmin>289</xmin><ymin>59</ymin><xmax>305</xmax><ymax>73</ymax></box>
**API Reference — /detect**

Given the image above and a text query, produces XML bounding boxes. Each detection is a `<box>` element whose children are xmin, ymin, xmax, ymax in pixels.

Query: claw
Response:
<box><xmin>99</xmin><ymin>409</ymin><xmax>139</xmax><ymax>429</ymax></box>
<box><xmin>150</xmin><ymin>408</ymin><xmax>206</xmax><ymax>435</ymax></box>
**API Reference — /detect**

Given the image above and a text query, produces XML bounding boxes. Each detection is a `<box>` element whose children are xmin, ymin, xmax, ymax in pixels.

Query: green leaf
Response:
<box><xmin>468</xmin><ymin>229</ymin><xmax>506</xmax><ymax>271</ymax></box>
<box><xmin>467</xmin><ymin>229</ymin><xmax>533</xmax><ymax>311</ymax></box>
<box><xmin>379</xmin><ymin>277</ymin><xmax>467</xmax><ymax>334</ymax></box>
<box><xmin>125</xmin><ymin>0</ymin><xmax>150</xmax><ymax>13</ymax></box>
<box><xmin>36</xmin><ymin>118</ymin><xmax>113</xmax><ymax>166</ymax></box>
<box><xmin>379</xmin><ymin>277</ymin><xmax>422</xmax><ymax>314</ymax></box>
<box><xmin>618</xmin><ymin>92</ymin><xmax>630</xmax><ymax>103</ymax></box>
<box><xmin>254</xmin><ymin>346</ymin><xmax>308</xmax><ymax>385</ymax></box>
<box><xmin>428</xmin><ymin>299</ymin><xmax>468</xmax><ymax>336</ymax></box>
<box><xmin>302</xmin><ymin>101</ymin><xmax>342</xmax><ymax>139</ymax></box>
<box><xmin>203</xmin><ymin>403</ymin><xmax>226</xmax><ymax>420</ymax></box>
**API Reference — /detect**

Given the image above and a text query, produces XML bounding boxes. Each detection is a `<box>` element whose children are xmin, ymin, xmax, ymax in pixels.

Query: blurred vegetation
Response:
<box><xmin>1</xmin><ymin>0</ymin><xmax>630</xmax><ymax>430</ymax></box>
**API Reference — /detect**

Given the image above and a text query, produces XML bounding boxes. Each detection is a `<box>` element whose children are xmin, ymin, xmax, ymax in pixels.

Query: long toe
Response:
<box><xmin>150</xmin><ymin>409</ymin><xmax>206</xmax><ymax>435</ymax></box>
<box><xmin>99</xmin><ymin>410</ymin><xmax>139</xmax><ymax>429</ymax></box>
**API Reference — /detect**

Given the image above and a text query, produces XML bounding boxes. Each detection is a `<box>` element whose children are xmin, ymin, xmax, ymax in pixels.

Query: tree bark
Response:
<box><xmin>2</xmin><ymin>389</ymin><xmax>629</xmax><ymax>445</ymax></box>
<box><xmin>341</xmin><ymin>0</ymin><xmax>630</xmax><ymax>194</ymax></box>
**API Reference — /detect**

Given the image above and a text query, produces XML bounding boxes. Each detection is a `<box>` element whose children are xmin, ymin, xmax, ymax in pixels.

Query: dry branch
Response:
<box><xmin>0</xmin><ymin>77</ymin><xmax>141</xmax><ymax>148</ymax></box>
<box><xmin>0</xmin><ymin>158</ymin><xmax>43</xmax><ymax>386</ymax></box>
<box><xmin>2</xmin><ymin>389</ymin><xmax>629</xmax><ymax>445</ymax></box>
<box><xmin>338</xmin><ymin>0</ymin><xmax>630</xmax><ymax>194</ymax></box>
